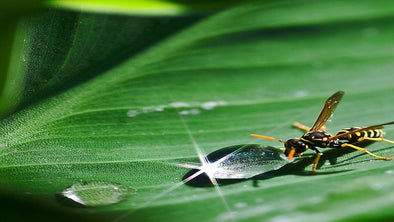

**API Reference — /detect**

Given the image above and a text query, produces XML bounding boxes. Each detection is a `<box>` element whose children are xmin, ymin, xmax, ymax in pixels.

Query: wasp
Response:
<box><xmin>251</xmin><ymin>91</ymin><xmax>393</xmax><ymax>173</ymax></box>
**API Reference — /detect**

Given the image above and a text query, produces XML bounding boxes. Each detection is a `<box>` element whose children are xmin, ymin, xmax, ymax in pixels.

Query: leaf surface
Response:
<box><xmin>1</xmin><ymin>0</ymin><xmax>394</xmax><ymax>221</ymax></box>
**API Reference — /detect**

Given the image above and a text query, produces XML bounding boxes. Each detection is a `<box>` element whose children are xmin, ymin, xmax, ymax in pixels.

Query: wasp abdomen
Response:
<box><xmin>336</xmin><ymin>127</ymin><xmax>384</xmax><ymax>143</ymax></box>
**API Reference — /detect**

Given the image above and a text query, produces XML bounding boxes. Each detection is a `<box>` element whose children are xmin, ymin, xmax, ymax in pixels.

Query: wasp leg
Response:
<box><xmin>293</xmin><ymin>122</ymin><xmax>311</xmax><ymax>131</ymax></box>
<box><xmin>293</xmin><ymin>122</ymin><xmax>326</xmax><ymax>131</ymax></box>
<box><xmin>341</xmin><ymin>143</ymin><xmax>392</xmax><ymax>160</ymax></box>
<box><xmin>357</xmin><ymin>137</ymin><xmax>394</xmax><ymax>144</ymax></box>
<box><xmin>311</xmin><ymin>152</ymin><xmax>323</xmax><ymax>173</ymax></box>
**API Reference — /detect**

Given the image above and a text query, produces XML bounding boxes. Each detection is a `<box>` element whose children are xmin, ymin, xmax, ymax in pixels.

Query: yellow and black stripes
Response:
<box><xmin>336</xmin><ymin>127</ymin><xmax>385</xmax><ymax>143</ymax></box>
<box><xmin>301</xmin><ymin>131</ymin><xmax>333</xmax><ymax>148</ymax></box>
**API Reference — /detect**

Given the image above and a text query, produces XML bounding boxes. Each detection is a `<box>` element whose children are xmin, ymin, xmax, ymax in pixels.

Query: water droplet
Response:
<box><xmin>210</xmin><ymin>145</ymin><xmax>288</xmax><ymax>179</ymax></box>
<box><xmin>200</xmin><ymin>101</ymin><xmax>216</xmax><ymax>110</ymax></box>
<box><xmin>169</xmin><ymin>102</ymin><xmax>190</xmax><ymax>108</ymax></box>
<box><xmin>58</xmin><ymin>181</ymin><xmax>136</xmax><ymax>207</ymax></box>
<box><xmin>201</xmin><ymin>101</ymin><xmax>227</xmax><ymax>110</ymax></box>
<box><xmin>294</xmin><ymin>90</ymin><xmax>309</xmax><ymax>98</ymax></box>
<box><xmin>179</xmin><ymin>109</ymin><xmax>200</xmax><ymax>115</ymax></box>
<box><xmin>127</xmin><ymin>110</ymin><xmax>139</xmax><ymax>117</ymax></box>
<box><xmin>234</xmin><ymin>202</ymin><xmax>247</xmax><ymax>208</ymax></box>
<box><xmin>155</xmin><ymin>107</ymin><xmax>164</xmax><ymax>112</ymax></box>
<box><xmin>181</xmin><ymin>144</ymin><xmax>288</xmax><ymax>181</ymax></box>
<box><xmin>142</xmin><ymin>107</ymin><xmax>161</xmax><ymax>113</ymax></box>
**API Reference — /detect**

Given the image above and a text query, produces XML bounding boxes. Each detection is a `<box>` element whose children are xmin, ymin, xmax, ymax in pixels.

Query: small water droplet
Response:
<box><xmin>294</xmin><ymin>90</ymin><xmax>309</xmax><ymax>98</ymax></box>
<box><xmin>179</xmin><ymin>109</ymin><xmax>200</xmax><ymax>115</ymax></box>
<box><xmin>201</xmin><ymin>101</ymin><xmax>227</xmax><ymax>110</ymax></box>
<box><xmin>155</xmin><ymin>107</ymin><xmax>164</xmax><ymax>112</ymax></box>
<box><xmin>58</xmin><ymin>181</ymin><xmax>136</xmax><ymax>207</ymax></box>
<box><xmin>201</xmin><ymin>101</ymin><xmax>217</xmax><ymax>110</ymax></box>
<box><xmin>169</xmin><ymin>102</ymin><xmax>190</xmax><ymax>108</ymax></box>
<box><xmin>234</xmin><ymin>202</ymin><xmax>247</xmax><ymax>208</ymax></box>
<box><xmin>127</xmin><ymin>110</ymin><xmax>139</xmax><ymax>117</ymax></box>
<box><xmin>142</xmin><ymin>107</ymin><xmax>155</xmax><ymax>113</ymax></box>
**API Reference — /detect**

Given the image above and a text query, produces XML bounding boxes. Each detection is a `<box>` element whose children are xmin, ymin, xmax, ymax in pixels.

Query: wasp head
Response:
<box><xmin>284</xmin><ymin>139</ymin><xmax>307</xmax><ymax>161</ymax></box>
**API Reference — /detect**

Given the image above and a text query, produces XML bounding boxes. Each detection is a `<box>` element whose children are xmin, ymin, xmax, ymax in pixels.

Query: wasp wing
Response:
<box><xmin>328</xmin><ymin>121</ymin><xmax>394</xmax><ymax>141</ymax></box>
<box><xmin>310</xmin><ymin>91</ymin><xmax>344</xmax><ymax>132</ymax></box>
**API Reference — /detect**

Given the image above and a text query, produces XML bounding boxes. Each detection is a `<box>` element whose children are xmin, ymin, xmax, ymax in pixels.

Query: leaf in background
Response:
<box><xmin>16</xmin><ymin>9</ymin><xmax>202</xmax><ymax>111</ymax></box>
<box><xmin>45</xmin><ymin>0</ymin><xmax>245</xmax><ymax>16</ymax></box>
<box><xmin>0</xmin><ymin>0</ymin><xmax>44</xmax><ymax>115</ymax></box>
<box><xmin>1</xmin><ymin>0</ymin><xmax>394</xmax><ymax>221</ymax></box>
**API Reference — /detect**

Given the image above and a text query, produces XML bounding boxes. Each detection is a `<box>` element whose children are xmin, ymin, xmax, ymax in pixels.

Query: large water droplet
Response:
<box><xmin>206</xmin><ymin>144</ymin><xmax>288</xmax><ymax>179</ymax></box>
<box><xmin>59</xmin><ymin>181</ymin><xmax>135</xmax><ymax>207</ymax></box>
<box><xmin>181</xmin><ymin>144</ymin><xmax>288</xmax><ymax>182</ymax></box>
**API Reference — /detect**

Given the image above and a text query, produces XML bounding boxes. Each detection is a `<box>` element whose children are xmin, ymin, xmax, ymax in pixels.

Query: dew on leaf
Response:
<box><xmin>126</xmin><ymin>110</ymin><xmax>139</xmax><ymax>117</ymax></box>
<box><xmin>180</xmin><ymin>144</ymin><xmax>288</xmax><ymax>180</ymax></box>
<box><xmin>58</xmin><ymin>181</ymin><xmax>136</xmax><ymax>207</ymax></box>
<box><xmin>179</xmin><ymin>109</ymin><xmax>200</xmax><ymax>115</ymax></box>
<box><xmin>169</xmin><ymin>101</ymin><xmax>190</xmax><ymax>108</ymax></box>
<box><xmin>234</xmin><ymin>202</ymin><xmax>247</xmax><ymax>208</ymax></box>
<box><xmin>200</xmin><ymin>101</ymin><xmax>227</xmax><ymax>110</ymax></box>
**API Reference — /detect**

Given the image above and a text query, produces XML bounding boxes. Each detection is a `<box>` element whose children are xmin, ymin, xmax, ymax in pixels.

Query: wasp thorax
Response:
<box><xmin>284</xmin><ymin>139</ymin><xmax>307</xmax><ymax>156</ymax></box>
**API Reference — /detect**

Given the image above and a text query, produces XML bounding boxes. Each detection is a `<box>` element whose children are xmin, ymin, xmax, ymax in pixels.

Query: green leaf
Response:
<box><xmin>0</xmin><ymin>1</ymin><xmax>44</xmax><ymax>114</ymax></box>
<box><xmin>10</xmin><ymin>9</ymin><xmax>201</xmax><ymax>112</ymax></box>
<box><xmin>45</xmin><ymin>0</ymin><xmax>245</xmax><ymax>16</ymax></box>
<box><xmin>1</xmin><ymin>0</ymin><xmax>394</xmax><ymax>221</ymax></box>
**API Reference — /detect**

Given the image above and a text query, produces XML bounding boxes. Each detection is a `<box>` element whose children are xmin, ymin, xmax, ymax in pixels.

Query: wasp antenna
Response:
<box><xmin>250</xmin><ymin>134</ymin><xmax>285</xmax><ymax>143</ymax></box>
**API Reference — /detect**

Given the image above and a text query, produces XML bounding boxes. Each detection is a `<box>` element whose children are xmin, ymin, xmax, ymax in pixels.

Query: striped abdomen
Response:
<box><xmin>336</xmin><ymin>127</ymin><xmax>385</xmax><ymax>143</ymax></box>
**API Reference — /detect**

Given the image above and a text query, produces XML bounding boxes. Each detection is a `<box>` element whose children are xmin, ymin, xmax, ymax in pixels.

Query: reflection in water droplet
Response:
<box><xmin>207</xmin><ymin>145</ymin><xmax>288</xmax><ymax>179</ymax></box>
<box><xmin>180</xmin><ymin>144</ymin><xmax>288</xmax><ymax>182</ymax></box>
<box><xmin>59</xmin><ymin>181</ymin><xmax>136</xmax><ymax>207</ymax></box>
